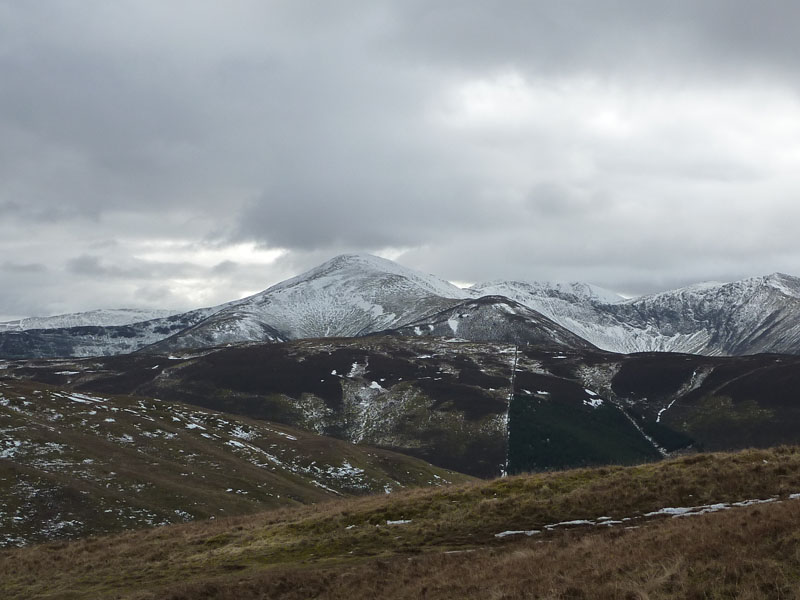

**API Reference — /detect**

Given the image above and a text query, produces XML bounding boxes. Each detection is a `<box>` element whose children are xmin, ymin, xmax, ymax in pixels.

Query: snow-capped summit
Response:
<box><xmin>268</xmin><ymin>253</ymin><xmax>472</xmax><ymax>302</ymax></box>
<box><xmin>145</xmin><ymin>254</ymin><xmax>472</xmax><ymax>352</ymax></box>
<box><xmin>760</xmin><ymin>272</ymin><xmax>800</xmax><ymax>299</ymax></box>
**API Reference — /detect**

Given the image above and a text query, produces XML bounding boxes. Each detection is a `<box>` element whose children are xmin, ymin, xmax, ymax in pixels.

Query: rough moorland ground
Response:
<box><xmin>4</xmin><ymin>446</ymin><xmax>800</xmax><ymax>599</ymax></box>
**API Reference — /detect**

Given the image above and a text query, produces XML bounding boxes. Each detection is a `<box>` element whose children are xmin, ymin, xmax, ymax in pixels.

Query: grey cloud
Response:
<box><xmin>0</xmin><ymin>201</ymin><xmax>22</xmax><ymax>215</ymax></box>
<box><xmin>88</xmin><ymin>239</ymin><xmax>121</xmax><ymax>251</ymax></box>
<box><xmin>66</xmin><ymin>255</ymin><xmax>143</xmax><ymax>279</ymax></box>
<box><xmin>525</xmin><ymin>183</ymin><xmax>598</xmax><ymax>218</ymax></box>
<box><xmin>211</xmin><ymin>260</ymin><xmax>239</xmax><ymax>275</ymax></box>
<box><xmin>380</xmin><ymin>1</ymin><xmax>800</xmax><ymax>83</ymax></box>
<box><xmin>398</xmin><ymin>195</ymin><xmax>800</xmax><ymax>296</ymax></box>
<box><xmin>66</xmin><ymin>255</ymin><xmax>195</xmax><ymax>280</ymax></box>
<box><xmin>1</xmin><ymin>262</ymin><xmax>47</xmax><ymax>274</ymax></box>
<box><xmin>132</xmin><ymin>284</ymin><xmax>179</xmax><ymax>305</ymax></box>
<box><xmin>237</xmin><ymin>166</ymin><xmax>505</xmax><ymax>251</ymax></box>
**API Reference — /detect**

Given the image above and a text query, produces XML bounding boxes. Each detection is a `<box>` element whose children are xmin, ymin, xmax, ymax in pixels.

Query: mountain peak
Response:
<box><xmin>324</xmin><ymin>252</ymin><xmax>394</xmax><ymax>267</ymax></box>
<box><xmin>264</xmin><ymin>253</ymin><xmax>471</xmax><ymax>301</ymax></box>
<box><xmin>146</xmin><ymin>252</ymin><xmax>474</xmax><ymax>346</ymax></box>
<box><xmin>764</xmin><ymin>272</ymin><xmax>798</xmax><ymax>283</ymax></box>
<box><xmin>762</xmin><ymin>272</ymin><xmax>800</xmax><ymax>298</ymax></box>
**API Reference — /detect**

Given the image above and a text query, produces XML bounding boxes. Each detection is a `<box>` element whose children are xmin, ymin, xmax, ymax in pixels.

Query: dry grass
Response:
<box><xmin>5</xmin><ymin>446</ymin><xmax>800</xmax><ymax>599</ymax></box>
<box><xmin>149</xmin><ymin>499</ymin><xmax>800</xmax><ymax>600</ymax></box>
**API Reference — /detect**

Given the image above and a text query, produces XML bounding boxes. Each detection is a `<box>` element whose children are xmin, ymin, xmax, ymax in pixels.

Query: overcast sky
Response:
<box><xmin>2</xmin><ymin>0</ymin><xmax>800</xmax><ymax>319</ymax></box>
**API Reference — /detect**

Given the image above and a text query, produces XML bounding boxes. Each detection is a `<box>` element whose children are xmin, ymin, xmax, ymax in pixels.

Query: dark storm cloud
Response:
<box><xmin>1</xmin><ymin>0</ymin><xmax>800</xmax><ymax>317</ymax></box>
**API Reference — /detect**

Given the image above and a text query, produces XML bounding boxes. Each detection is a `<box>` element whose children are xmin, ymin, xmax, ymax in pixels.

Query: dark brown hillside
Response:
<box><xmin>8</xmin><ymin>338</ymin><xmax>800</xmax><ymax>476</ymax></box>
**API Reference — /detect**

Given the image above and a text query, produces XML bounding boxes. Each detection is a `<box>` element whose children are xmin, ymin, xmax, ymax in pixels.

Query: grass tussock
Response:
<box><xmin>4</xmin><ymin>446</ymin><xmax>800</xmax><ymax>599</ymax></box>
<box><xmin>146</xmin><ymin>499</ymin><xmax>800</xmax><ymax>600</ymax></box>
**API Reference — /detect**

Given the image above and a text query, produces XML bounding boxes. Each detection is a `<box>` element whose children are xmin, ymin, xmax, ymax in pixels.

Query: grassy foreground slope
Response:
<box><xmin>4</xmin><ymin>446</ymin><xmax>800</xmax><ymax>599</ymax></box>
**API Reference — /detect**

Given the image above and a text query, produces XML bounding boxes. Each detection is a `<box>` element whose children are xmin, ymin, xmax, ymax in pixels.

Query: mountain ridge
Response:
<box><xmin>3</xmin><ymin>254</ymin><xmax>800</xmax><ymax>358</ymax></box>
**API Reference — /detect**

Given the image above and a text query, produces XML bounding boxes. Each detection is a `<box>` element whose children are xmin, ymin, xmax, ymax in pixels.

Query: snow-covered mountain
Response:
<box><xmin>246</xmin><ymin>253</ymin><xmax>474</xmax><ymax>338</ymax></box>
<box><xmin>144</xmin><ymin>254</ymin><xmax>471</xmax><ymax>353</ymax></box>
<box><xmin>470</xmin><ymin>280</ymin><xmax>640</xmax><ymax>352</ymax></box>
<box><xmin>606</xmin><ymin>273</ymin><xmax>800</xmax><ymax>355</ymax></box>
<box><xmin>471</xmin><ymin>279</ymin><xmax>712</xmax><ymax>354</ymax></box>
<box><xmin>0</xmin><ymin>254</ymin><xmax>473</xmax><ymax>358</ymax></box>
<box><xmin>4</xmin><ymin>254</ymin><xmax>800</xmax><ymax>359</ymax></box>
<box><xmin>388</xmin><ymin>295</ymin><xmax>597</xmax><ymax>350</ymax></box>
<box><xmin>477</xmin><ymin>273</ymin><xmax>800</xmax><ymax>355</ymax></box>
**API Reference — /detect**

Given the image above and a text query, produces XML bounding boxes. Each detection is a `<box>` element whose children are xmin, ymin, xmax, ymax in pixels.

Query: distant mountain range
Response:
<box><xmin>3</xmin><ymin>253</ymin><xmax>800</xmax><ymax>358</ymax></box>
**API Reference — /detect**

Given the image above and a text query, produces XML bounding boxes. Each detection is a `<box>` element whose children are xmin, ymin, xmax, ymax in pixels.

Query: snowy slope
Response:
<box><xmin>473</xmin><ymin>281</ymin><xmax>624</xmax><ymax>306</ymax></box>
<box><xmin>0</xmin><ymin>308</ymin><xmax>221</xmax><ymax>359</ymax></box>
<box><xmin>0</xmin><ymin>309</ymin><xmax>183</xmax><ymax>332</ymax></box>
<box><xmin>390</xmin><ymin>295</ymin><xmax>597</xmax><ymax>350</ymax></box>
<box><xmin>608</xmin><ymin>273</ymin><xmax>800</xmax><ymax>355</ymax></box>
<box><xmin>144</xmin><ymin>254</ymin><xmax>473</xmax><ymax>352</ymax></box>
<box><xmin>253</xmin><ymin>253</ymin><xmax>474</xmax><ymax>338</ymax></box>
<box><xmin>475</xmin><ymin>274</ymin><xmax>800</xmax><ymax>355</ymax></box>
<box><xmin>470</xmin><ymin>280</ymin><xmax>645</xmax><ymax>353</ymax></box>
